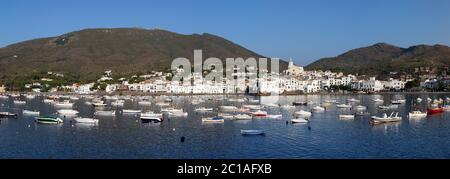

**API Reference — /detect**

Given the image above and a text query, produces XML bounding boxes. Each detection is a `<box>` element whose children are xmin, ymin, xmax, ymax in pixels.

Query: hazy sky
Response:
<box><xmin>1</xmin><ymin>0</ymin><xmax>450</xmax><ymax>65</ymax></box>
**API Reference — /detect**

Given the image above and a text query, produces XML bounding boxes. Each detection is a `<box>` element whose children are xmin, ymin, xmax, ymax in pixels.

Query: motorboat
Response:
<box><xmin>111</xmin><ymin>100</ymin><xmax>125</xmax><ymax>107</ymax></box>
<box><xmin>371</xmin><ymin>112</ymin><xmax>401</xmax><ymax>124</ymax></box>
<box><xmin>293</xmin><ymin>102</ymin><xmax>308</xmax><ymax>106</ymax></box>
<box><xmin>138</xmin><ymin>101</ymin><xmax>152</xmax><ymax>106</ymax></box>
<box><xmin>57</xmin><ymin>109</ymin><xmax>79</xmax><ymax>116</ymax></box>
<box><xmin>94</xmin><ymin>110</ymin><xmax>116</xmax><ymax>116</ymax></box>
<box><xmin>194</xmin><ymin>107</ymin><xmax>214</xmax><ymax>112</ymax></box>
<box><xmin>35</xmin><ymin>116</ymin><xmax>63</xmax><ymax>124</ymax></box>
<box><xmin>140</xmin><ymin>112</ymin><xmax>163</xmax><ymax>123</ymax></box>
<box><xmin>218</xmin><ymin>113</ymin><xmax>234</xmax><ymax>120</ymax></box>
<box><xmin>92</xmin><ymin>101</ymin><xmax>107</xmax><ymax>108</ymax></box>
<box><xmin>312</xmin><ymin>106</ymin><xmax>325</xmax><ymax>112</ymax></box>
<box><xmin>23</xmin><ymin>110</ymin><xmax>40</xmax><ymax>116</ymax></box>
<box><xmin>241</xmin><ymin>130</ymin><xmax>265</xmax><ymax>135</ymax></box>
<box><xmin>251</xmin><ymin>110</ymin><xmax>268</xmax><ymax>117</ymax></box>
<box><xmin>13</xmin><ymin>100</ymin><xmax>26</xmax><ymax>105</ymax></box>
<box><xmin>291</xmin><ymin>118</ymin><xmax>309</xmax><ymax>123</ymax></box>
<box><xmin>427</xmin><ymin>105</ymin><xmax>444</xmax><ymax>115</ymax></box>
<box><xmin>234</xmin><ymin>114</ymin><xmax>253</xmax><ymax>120</ymax></box>
<box><xmin>324</xmin><ymin>99</ymin><xmax>337</xmax><ymax>104</ymax></box>
<box><xmin>354</xmin><ymin>105</ymin><xmax>367</xmax><ymax>111</ymax></box>
<box><xmin>122</xmin><ymin>109</ymin><xmax>141</xmax><ymax>114</ymax></box>
<box><xmin>354</xmin><ymin>111</ymin><xmax>370</xmax><ymax>116</ymax></box>
<box><xmin>54</xmin><ymin>101</ymin><xmax>74</xmax><ymax>109</ymax></box>
<box><xmin>339</xmin><ymin>114</ymin><xmax>355</xmax><ymax>120</ymax></box>
<box><xmin>372</xmin><ymin>98</ymin><xmax>384</xmax><ymax>103</ymax></box>
<box><xmin>294</xmin><ymin>110</ymin><xmax>312</xmax><ymax>118</ymax></box>
<box><xmin>73</xmin><ymin>117</ymin><xmax>99</xmax><ymax>124</ymax></box>
<box><xmin>155</xmin><ymin>102</ymin><xmax>170</xmax><ymax>107</ymax></box>
<box><xmin>281</xmin><ymin>105</ymin><xmax>296</xmax><ymax>110</ymax></box>
<box><xmin>266</xmin><ymin>114</ymin><xmax>283</xmax><ymax>119</ymax></box>
<box><xmin>391</xmin><ymin>100</ymin><xmax>406</xmax><ymax>105</ymax></box>
<box><xmin>336</xmin><ymin>104</ymin><xmax>352</xmax><ymax>108</ymax></box>
<box><xmin>202</xmin><ymin>117</ymin><xmax>225</xmax><ymax>123</ymax></box>
<box><xmin>43</xmin><ymin>99</ymin><xmax>55</xmax><ymax>104</ymax></box>
<box><xmin>408</xmin><ymin>111</ymin><xmax>427</xmax><ymax>118</ymax></box>
<box><xmin>0</xmin><ymin>112</ymin><xmax>18</xmax><ymax>118</ymax></box>
<box><xmin>347</xmin><ymin>98</ymin><xmax>360</xmax><ymax>103</ymax></box>
<box><xmin>220</xmin><ymin>106</ymin><xmax>239</xmax><ymax>112</ymax></box>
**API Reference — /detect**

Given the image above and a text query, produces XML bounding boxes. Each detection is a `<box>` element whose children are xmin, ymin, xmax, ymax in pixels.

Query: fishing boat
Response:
<box><xmin>234</xmin><ymin>114</ymin><xmax>253</xmax><ymax>120</ymax></box>
<box><xmin>194</xmin><ymin>107</ymin><xmax>214</xmax><ymax>112</ymax></box>
<box><xmin>408</xmin><ymin>111</ymin><xmax>427</xmax><ymax>118</ymax></box>
<box><xmin>0</xmin><ymin>112</ymin><xmax>18</xmax><ymax>118</ymax></box>
<box><xmin>202</xmin><ymin>117</ymin><xmax>225</xmax><ymax>123</ymax></box>
<box><xmin>73</xmin><ymin>117</ymin><xmax>99</xmax><ymax>124</ymax></box>
<box><xmin>291</xmin><ymin>118</ymin><xmax>309</xmax><ymax>123</ymax></box>
<box><xmin>57</xmin><ymin>109</ymin><xmax>79</xmax><ymax>116</ymax></box>
<box><xmin>94</xmin><ymin>110</ymin><xmax>116</xmax><ymax>116</ymax></box>
<box><xmin>336</xmin><ymin>104</ymin><xmax>352</xmax><ymax>108</ymax></box>
<box><xmin>312</xmin><ymin>106</ymin><xmax>325</xmax><ymax>112</ymax></box>
<box><xmin>35</xmin><ymin>116</ymin><xmax>63</xmax><ymax>124</ymax></box>
<box><xmin>339</xmin><ymin>114</ymin><xmax>355</xmax><ymax>120</ymax></box>
<box><xmin>241</xmin><ymin>130</ymin><xmax>265</xmax><ymax>135</ymax></box>
<box><xmin>294</xmin><ymin>110</ymin><xmax>312</xmax><ymax>118</ymax></box>
<box><xmin>122</xmin><ymin>109</ymin><xmax>141</xmax><ymax>114</ymax></box>
<box><xmin>23</xmin><ymin>110</ymin><xmax>40</xmax><ymax>116</ymax></box>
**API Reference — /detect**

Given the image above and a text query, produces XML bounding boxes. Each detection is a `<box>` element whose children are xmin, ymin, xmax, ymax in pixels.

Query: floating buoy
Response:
<box><xmin>28</xmin><ymin>125</ymin><xmax>31</xmax><ymax>128</ymax></box>
<box><xmin>173</xmin><ymin>128</ymin><xmax>176</xmax><ymax>131</ymax></box>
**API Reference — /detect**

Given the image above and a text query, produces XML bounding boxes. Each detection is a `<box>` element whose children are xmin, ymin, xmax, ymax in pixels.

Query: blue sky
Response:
<box><xmin>1</xmin><ymin>0</ymin><xmax>450</xmax><ymax>65</ymax></box>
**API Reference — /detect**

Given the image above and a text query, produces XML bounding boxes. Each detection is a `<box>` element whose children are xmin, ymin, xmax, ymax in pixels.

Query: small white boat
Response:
<box><xmin>354</xmin><ymin>105</ymin><xmax>367</xmax><ymax>111</ymax></box>
<box><xmin>266</xmin><ymin>114</ymin><xmax>283</xmax><ymax>119</ymax></box>
<box><xmin>291</xmin><ymin>118</ymin><xmax>309</xmax><ymax>123</ymax></box>
<box><xmin>264</xmin><ymin>103</ymin><xmax>279</xmax><ymax>108</ymax></box>
<box><xmin>73</xmin><ymin>117</ymin><xmax>99</xmax><ymax>124</ymax></box>
<box><xmin>122</xmin><ymin>109</ymin><xmax>141</xmax><ymax>114</ymax></box>
<box><xmin>23</xmin><ymin>110</ymin><xmax>40</xmax><ymax>116</ymax></box>
<box><xmin>92</xmin><ymin>101</ymin><xmax>107</xmax><ymax>108</ymax></box>
<box><xmin>252</xmin><ymin>110</ymin><xmax>268</xmax><ymax>117</ymax></box>
<box><xmin>416</xmin><ymin>98</ymin><xmax>423</xmax><ymax>103</ymax></box>
<box><xmin>339</xmin><ymin>114</ymin><xmax>355</xmax><ymax>119</ymax></box>
<box><xmin>234</xmin><ymin>114</ymin><xmax>253</xmax><ymax>120</ymax></box>
<box><xmin>57</xmin><ymin>109</ymin><xmax>79</xmax><ymax>116</ymax></box>
<box><xmin>0</xmin><ymin>95</ymin><xmax>9</xmax><ymax>99</ymax></box>
<box><xmin>372</xmin><ymin>98</ymin><xmax>384</xmax><ymax>103</ymax></box>
<box><xmin>26</xmin><ymin>95</ymin><xmax>35</xmax><ymax>99</ymax></box>
<box><xmin>248</xmin><ymin>99</ymin><xmax>260</xmax><ymax>104</ymax></box>
<box><xmin>140</xmin><ymin>111</ymin><xmax>163</xmax><ymax>118</ymax></box>
<box><xmin>43</xmin><ymin>99</ymin><xmax>55</xmax><ymax>103</ymax></box>
<box><xmin>281</xmin><ymin>105</ymin><xmax>296</xmax><ymax>110</ymax></box>
<box><xmin>220</xmin><ymin>106</ymin><xmax>239</xmax><ymax>112</ymax></box>
<box><xmin>371</xmin><ymin>112</ymin><xmax>401</xmax><ymax>124</ymax></box>
<box><xmin>336</xmin><ymin>104</ymin><xmax>352</xmax><ymax>108</ymax></box>
<box><xmin>294</xmin><ymin>110</ymin><xmax>312</xmax><ymax>118</ymax></box>
<box><xmin>218</xmin><ymin>113</ymin><xmax>234</xmax><ymax>120</ymax></box>
<box><xmin>391</xmin><ymin>100</ymin><xmax>406</xmax><ymax>105</ymax></box>
<box><xmin>140</xmin><ymin>112</ymin><xmax>163</xmax><ymax>123</ymax></box>
<box><xmin>13</xmin><ymin>100</ymin><xmax>26</xmax><ymax>105</ymax></box>
<box><xmin>443</xmin><ymin>105</ymin><xmax>450</xmax><ymax>111</ymax></box>
<box><xmin>155</xmin><ymin>102</ymin><xmax>170</xmax><ymax>107</ymax></box>
<box><xmin>241</xmin><ymin>130</ymin><xmax>265</xmax><ymax>135</ymax></box>
<box><xmin>138</xmin><ymin>101</ymin><xmax>152</xmax><ymax>106</ymax></box>
<box><xmin>347</xmin><ymin>98</ymin><xmax>360</xmax><ymax>103</ymax></box>
<box><xmin>194</xmin><ymin>107</ymin><xmax>214</xmax><ymax>112</ymax></box>
<box><xmin>202</xmin><ymin>117</ymin><xmax>225</xmax><ymax>123</ymax></box>
<box><xmin>111</xmin><ymin>100</ymin><xmax>125</xmax><ymax>107</ymax></box>
<box><xmin>324</xmin><ymin>99</ymin><xmax>337</xmax><ymax>104</ymax></box>
<box><xmin>94</xmin><ymin>110</ymin><xmax>116</xmax><ymax>116</ymax></box>
<box><xmin>54</xmin><ymin>101</ymin><xmax>74</xmax><ymax>108</ymax></box>
<box><xmin>408</xmin><ymin>111</ymin><xmax>427</xmax><ymax>118</ymax></box>
<box><xmin>312</xmin><ymin>106</ymin><xmax>325</xmax><ymax>112</ymax></box>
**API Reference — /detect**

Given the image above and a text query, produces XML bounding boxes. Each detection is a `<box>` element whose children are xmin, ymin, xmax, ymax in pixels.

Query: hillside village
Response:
<box><xmin>3</xmin><ymin>58</ymin><xmax>448</xmax><ymax>94</ymax></box>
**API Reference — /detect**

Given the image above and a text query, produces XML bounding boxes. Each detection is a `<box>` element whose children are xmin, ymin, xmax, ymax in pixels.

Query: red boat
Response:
<box><xmin>427</xmin><ymin>107</ymin><xmax>444</xmax><ymax>115</ymax></box>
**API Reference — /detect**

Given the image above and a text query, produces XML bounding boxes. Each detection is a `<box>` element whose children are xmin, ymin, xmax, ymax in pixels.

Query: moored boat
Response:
<box><xmin>408</xmin><ymin>111</ymin><xmax>427</xmax><ymax>118</ymax></box>
<box><xmin>23</xmin><ymin>110</ymin><xmax>40</xmax><ymax>116</ymax></box>
<box><xmin>291</xmin><ymin>118</ymin><xmax>309</xmax><ymax>123</ymax></box>
<box><xmin>294</xmin><ymin>110</ymin><xmax>312</xmax><ymax>118</ymax></box>
<box><xmin>57</xmin><ymin>109</ymin><xmax>79</xmax><ymax>116</ymax></box>
<box><xmin>202</xmin><ymin>117</ymin><xmax>225</xmax><ymax>123</ymax></box>
<box><xmin>35</xmin><ymin>116</ymin><xmax>63</xmax><ymax>124</ymax></box>
<box><xmin>73</xmin><ymin>117</ymin><xmax>99</xmax><ymax>124</ymax></box>
<box><xmin>241</xmin><ymin>130</ymin><xmax>265</xmax><ymax>135</ymax></box>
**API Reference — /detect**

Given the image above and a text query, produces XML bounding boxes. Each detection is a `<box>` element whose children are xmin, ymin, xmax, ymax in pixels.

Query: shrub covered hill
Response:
<box><xmin>0</xmin><ymin>28</ymin><xmax>288</xmax><ymax>87</ymax></box>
